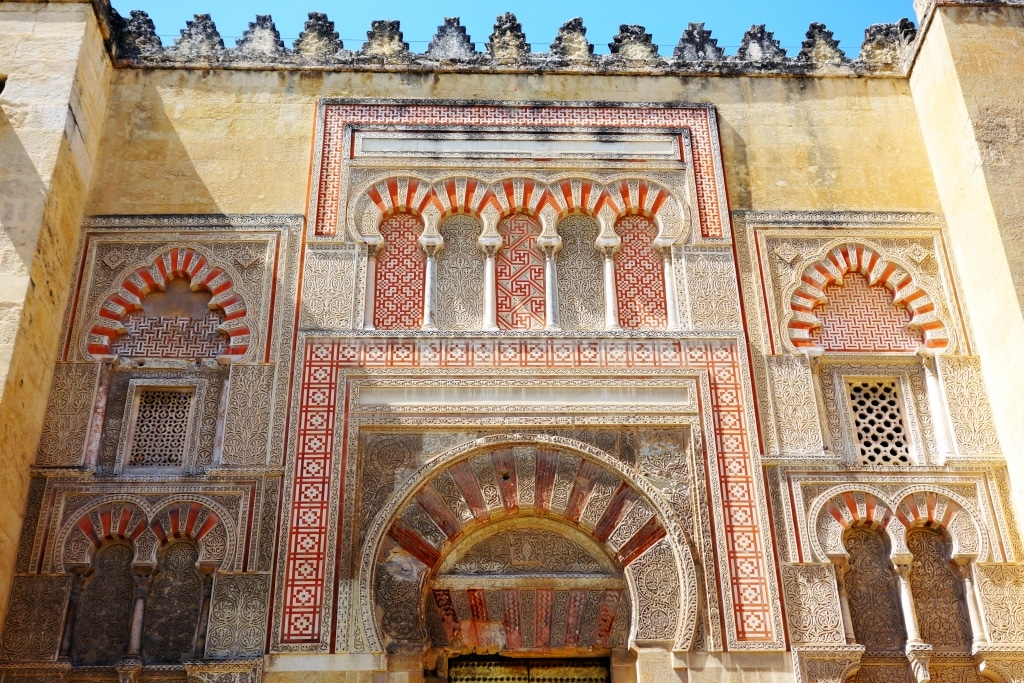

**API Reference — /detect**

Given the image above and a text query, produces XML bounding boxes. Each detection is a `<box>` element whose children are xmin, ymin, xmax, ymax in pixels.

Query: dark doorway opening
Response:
<box><xmin>447</xmin><ymin>656</ymin><xmax>610</xmax><ymax>682</ymax></box>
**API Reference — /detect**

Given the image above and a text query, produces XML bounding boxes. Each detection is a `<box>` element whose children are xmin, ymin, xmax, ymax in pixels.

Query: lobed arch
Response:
<box><xmin>55</xmin><ymin>497</ymin><xmax>236</xmax><ymax>573</ymax></box>
<box><xmin>808</xmin><ymin>485</ymin><xmax>988</xmax><ymax>563</ymax></box>
<box><xmin>87</xmin><ymin>247</ymin><xmax>251</xmax><ymax>359</ymax></box>
<box><xmin>355</xmin><ymin>175</ymin><xmax>689</xmax><ymax>249</ymax></box>
<box><xmin>784</xmin><ymin>242</ymin><xmax>950</xmax><ymax>353</ymax></box>
<box><xmin>359</xmin><ymin>434</ymin><xmax>699</xmax><ymax>655</ymax></box>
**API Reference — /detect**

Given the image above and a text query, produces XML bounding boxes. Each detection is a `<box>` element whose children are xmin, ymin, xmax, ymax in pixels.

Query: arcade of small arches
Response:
<box><xmin>49</xmin><ymin>499</ymin><xmax>233</xmax><ymax>667</ymax></box>
<box><xmin>356</xmin><ymin>176</ymin><xmax>688</xmax><ymax>333</ymax></box>
<box><xmin>811</xmin><ymin>487</ymin><xmax>987</xmax><ymax>659</ymax></box>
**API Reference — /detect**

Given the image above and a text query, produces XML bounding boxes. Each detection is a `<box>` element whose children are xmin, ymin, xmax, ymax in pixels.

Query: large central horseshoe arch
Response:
<box><xmin>358</xmin><ymin>434</ymin><xmax>698</xmax><ymax>657</ymax></box>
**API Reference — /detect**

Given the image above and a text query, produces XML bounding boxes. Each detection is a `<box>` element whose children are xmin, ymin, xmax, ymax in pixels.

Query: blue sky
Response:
<box><xmin>114</xmin><ymin>0</ymin><xmax>917</xmax><ymax>57</ymax></box>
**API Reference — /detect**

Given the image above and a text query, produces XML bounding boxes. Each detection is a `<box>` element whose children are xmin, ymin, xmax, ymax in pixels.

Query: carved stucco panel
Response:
<box><xmin>206</xmin><ymin>573</ymin><xmax>271</xmax><ymax>658</ymax></box>
<box><xmin>766</xmin><ymin>355</ymin><xmax>822</xmax><ymax>456</ymax></box>
<box><xmin>682</xmin><ymin>248</ymin><xmax>741</xmax><ymax>331</ymax></box>
<box><xmin>222</xmin><ymin>364</ymin><xmax>275</xmax><ymax>466</ymax></box>
<box><xmin>0</xmin><ymin>576</ymin><xmax>71</xmax><ymax>662</ymax></box>
<box><xmin>782</xmin><ymin>563</ymin><xmax>845</xmax><ymax>645</ymax></box>
<box><xmin>937</xmin><ymin>356</ymin><xmax>1001</xmax><ymax>457</ymax></box>
<box><xmin>36</xmin><ymin>363</ymin><xmax>99</xmax><ymax>467</ymax></box>
<box><xmin>975</xmin><ymin>564</ymin><xmax>1024</xmax><ymax>645</ymax></box>
<box><xmin>301</xmin><ymin>247</ymin><xmax>359</xmax><ymax>330</ymax></box>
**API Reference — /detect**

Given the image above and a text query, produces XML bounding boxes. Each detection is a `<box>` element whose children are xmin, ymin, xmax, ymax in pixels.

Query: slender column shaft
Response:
<box><xmin>920</xmin><ymin>353</ymin><xmax>955</xmax><ymax>463</ymax></box>
<box><xmin>895</xmin><ymin>563</ymin><xmax>923</xmax><ymax>644</ymax></box>
<box><xmin>193</xmin><ymin>569</ymin><xmax>216</xmax><ymax>658</ymax></box>
<box><xmin>957</xmin><ymin>561</ymin><xmax>988</xmax><ymax>648</ymax></box>
<box><xmin>483</xmin><ymin>250</ymin><xmax>498</xmax><ymax>331</ymax></box>
<box><xmin>603</xmin><ymin>251</ymin><xmax>621</xmax><ymax>331</ymax></box>
<box><xmin>126</xmin><ymin>574</ymin><xmax>150</xmax><ymax>658</ymax></box>
<box><xmin>544</xmin><ymin>249</ymin><xmax>561</xmax><ymax>331</ymax></box>
<box><xmin>422</xmin><ymin>252</ymin><xmax>437</xmax><ymax>330</ymax></box>
<box><xmin>833</xmin><ymin>560</ymin><xmax>857</xmax><ymax>644</ymax></box>
<box><xmin>363</xmin><ymin>248</ymin><xmax>378</xmax><ymax>330</ymax></box>
<box><xmin>662</xmin><ymin>249</ymin><xmax>680</xmax><ymax>330</ymax></box>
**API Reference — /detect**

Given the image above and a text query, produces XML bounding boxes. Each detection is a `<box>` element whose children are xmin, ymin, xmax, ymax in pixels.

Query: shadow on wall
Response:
<box><xmin>87</xmin><ymin>82</ymin><xmax>222</xmax><ymax>214</ymax></box>
<box><xmin>716</xmin><ymin>117</ymin><xmax>751</xmax><ymax>211</ymax></box>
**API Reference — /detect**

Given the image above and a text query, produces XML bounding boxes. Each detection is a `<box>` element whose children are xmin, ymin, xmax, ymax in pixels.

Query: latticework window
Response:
<box><xmin>127</xmin><ymin>388</ymin><xmax>196</xmax><ymax>468</ymax></box>
<box><xmin>846</xmin><ymin>380</ymin><xmax>911</xmax><ymax>466</ymax></box>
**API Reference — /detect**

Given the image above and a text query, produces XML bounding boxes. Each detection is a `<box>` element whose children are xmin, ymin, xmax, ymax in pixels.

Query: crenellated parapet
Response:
<box><xmin>108</xmin><ymin>10</ymin><xmax>920</xmax><ymax>75</ymax></box>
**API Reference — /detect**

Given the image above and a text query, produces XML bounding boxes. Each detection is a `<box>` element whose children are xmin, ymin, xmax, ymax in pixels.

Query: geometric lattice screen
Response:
<box><xmin>128</xmin><ymin>388</ymin><xmax>195</xmax><ymax>468</ymax></box>
<box><xmin>846</xmin><ymin>379</ymin><xmax>911</xmax><ymax>466</ymax></box>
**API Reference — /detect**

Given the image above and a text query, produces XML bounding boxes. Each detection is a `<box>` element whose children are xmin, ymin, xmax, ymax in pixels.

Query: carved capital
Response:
<box><xmin>115</xmin><ymin>659</ymin><xmax>143</xmax><ymax>683</ymax></box>
<box><xmin>905</xmin><ymin>642</ymin><xmax>933</xmax><ymax>683</ymax></box>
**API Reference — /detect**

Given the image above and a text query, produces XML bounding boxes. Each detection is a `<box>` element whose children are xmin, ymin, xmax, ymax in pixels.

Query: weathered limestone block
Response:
<box><xmin>609</xmin><ymin>25</ymin><xmax>659</xmax><ymax>62</ymax></box>
<box><xmin>0</xmin><ymin>0</ymin><xmax>111</xmax><ymax>624</ymax></box>
<box><xmin>425</xmin><ymin>18</ymin><xmax>476</xmax><ymax>61</ymax></box>
<box><xmin>294</xmin><ymin>12</ymin><xmax>343</xmax><ymax>61</ymax></box>
<box><xmin>361</xmin><ymin>20</ymin><xmax>410</xmax><ymax>59</ymax></box>
<box><xmin>674</xmin><ymin>23</ymin><xmax>724</xmax><ymax>62</ymax></box>
<box><xmin>736</xmin><ymin>25</ymin><xmax>787</xmax><ymax>63</ymax></box>
<box><xmin>487</xmin><ymin>13</ymin><xmax>529</xmax><ymax>61</ymax></box>
<box><xmin>549</xmin><ymin>18</ymin><xmax>593</xmax><ymax>61</ymax></box>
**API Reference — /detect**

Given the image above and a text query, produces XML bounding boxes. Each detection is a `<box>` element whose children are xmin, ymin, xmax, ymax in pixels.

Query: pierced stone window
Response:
<box><xmin>127</xmin><ymin>388</ymin><xmax>197</xmax><ymax>469</ymax></box>
<box><xmin>846</xmin><ymin>379</ymin><xmax>911</xmax><ymax>466</ymax></box>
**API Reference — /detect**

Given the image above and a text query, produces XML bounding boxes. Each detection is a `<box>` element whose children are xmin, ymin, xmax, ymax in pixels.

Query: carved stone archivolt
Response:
<box><xmin>87</xmin><ymin>246</ymin><xmax>253</xmax><ymax>360</ymax></box>
<box><xmin>783</xmin><ymin>242</ymin><xmax>951</xmax><ymax>353</ymax></box>
<box><xmin>55</xmin><ymin>498</ymin><xmax>236</xmax><ymax>574</ymax></box>
<box><xmin>807</xmin><ymin>486</ymin><xmax>988</xmax><ymax>563</ymax></box>
<box><xmin>359</xmin><ymin>437</ymin><xmax>698</xmax><ymax>654</ymax></box>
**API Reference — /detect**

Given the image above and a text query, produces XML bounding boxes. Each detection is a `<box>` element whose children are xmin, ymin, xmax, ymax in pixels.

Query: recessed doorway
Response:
<box><xmin>448</xmin><ymin>657</ymin><xmax>609</xmax><ymax>683</ymax></box>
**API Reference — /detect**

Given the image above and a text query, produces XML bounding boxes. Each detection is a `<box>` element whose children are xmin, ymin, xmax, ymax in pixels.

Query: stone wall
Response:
<box><xmin>0</xmin><ymin>1</ymin><xmax>111</xmax><ymax>622</ymax></box>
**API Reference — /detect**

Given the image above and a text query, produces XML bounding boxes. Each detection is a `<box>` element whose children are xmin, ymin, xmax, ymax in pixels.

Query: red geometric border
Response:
<box><xmin>313</xmin><ymin>104</ymin><xmax>725</xmax><ymax>239</ymax></box>
<box><xmin>282</xmin><ymin>337</ymin><xmax>775</xmax><ymax>644</ymax></box>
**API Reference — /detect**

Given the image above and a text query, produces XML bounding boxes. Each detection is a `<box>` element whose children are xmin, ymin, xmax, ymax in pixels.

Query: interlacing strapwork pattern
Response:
<box><xmin>906</xmin><ymin>526</ymin><xmax>972</xmax><ymax>652</ymax></box>
<box><xmin>614</xmin><ymin>215</ymin><xmax>667</xmax><ymax>330</ymax></box>
<box><xmin>496</xmin><ymin>215</ymin><xmax>545</xmax><ymax>330</ymax></box>
<box><xmin>112</xmin><ymin>312</ymin><xmax>227</xmax><ymax>359</ymax></box>
<box><xmin>556</xmin><ymin>215</ymin><xmax>604</xmax><ymax>331</ymax></box>
<box><xmin>813</xmin><ymin>274</ymin><xmax>922</xmax><ymax>353</ymax></box>
<box><xmin>128</xmin><ymin>389</ymin><xmax>196</xmax><ymax>467</ymax></box>
<box><xmin>847</xmin><ymin>380</ymin><xmax>910</xmax><ymax>466</ymax></box>
<box><xmin>374</xmin><ymin>213</ymin><xmax>425</xmax><ymax>330</ymax></box>
<box><xmin>843</xmin><ymin>526</ymin><xmax>906</xmax><ymax>653</ymax></box>
<box><xmin>437</xmin><ymin>215</ymin><xmax>485</xmax><ymax>330</ymax></box>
